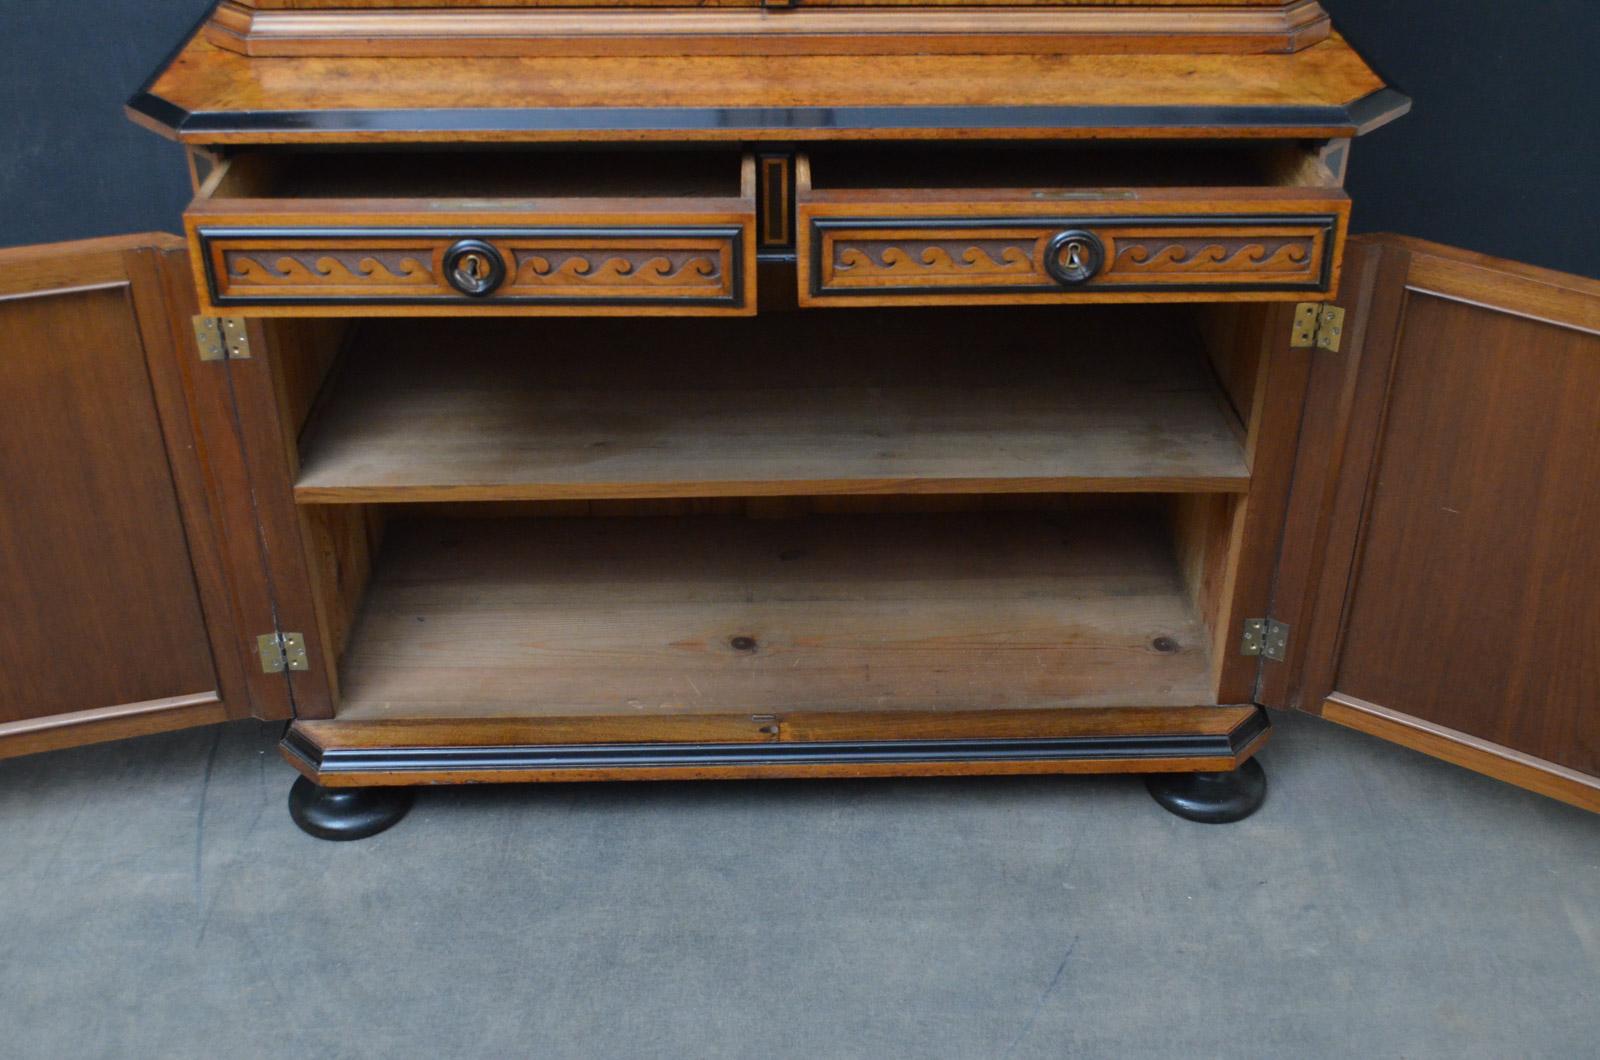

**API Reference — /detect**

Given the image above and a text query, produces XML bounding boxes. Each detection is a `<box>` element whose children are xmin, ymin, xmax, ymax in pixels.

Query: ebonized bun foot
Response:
<box><xmin>1145</xmin><ymin>757</ymin><xmax>1266</xmax><ymax>823</ymax></box>
<box><xmin>289</xmin><ymin>776</ymin><xmax>414</xmax><ymax>841</ymax></box>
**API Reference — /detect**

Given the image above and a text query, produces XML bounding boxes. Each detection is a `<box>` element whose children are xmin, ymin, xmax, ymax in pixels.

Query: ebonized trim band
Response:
<box><xmin>129</xmin><ymin>91</ymin><xmax>1409</xmax><ymax>143</ymax></box>
<box><xmin>284</xmin><ymin>708</ymin><xmax>1270</xmax><ymax>776</ymax></box>
<box><xmin>1344</xmin><ymin>87</ymin><xmax>1412</xmax><ymax>135</ymax></box>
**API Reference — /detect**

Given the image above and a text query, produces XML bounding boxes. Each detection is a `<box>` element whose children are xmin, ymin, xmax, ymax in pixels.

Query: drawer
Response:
<box><xmin>185</xmin><ymin>151</ymin><xmax>756</xmax><ymax>316</ymax></box>
<box><xmin>795</xmin><ymin>147</ymin><xmax>1349</xmax><ymax>307</ymax></box>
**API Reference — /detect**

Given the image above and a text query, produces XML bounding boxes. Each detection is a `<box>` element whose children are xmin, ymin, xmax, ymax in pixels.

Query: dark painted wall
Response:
<box><xmin>1</xmin><ymin>1</ymin><xmax>1596</xmax><ymax>277</ymax></box>
<box><xmin>0</xmin><ymin>2</ymin><xmax>203</xmax><ymax>251</ymax></box>
<box><xmin>1327</xmin><ymin>0</ymin><xmax>1599</xmax><ymax>278</ymax></box>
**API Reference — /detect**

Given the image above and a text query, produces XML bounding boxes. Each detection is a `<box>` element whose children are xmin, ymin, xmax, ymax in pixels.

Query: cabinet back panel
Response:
<box><xmin>0</xmin><ymin>285</ymin><xmax>216</xmax><ymax>722</ymax></box>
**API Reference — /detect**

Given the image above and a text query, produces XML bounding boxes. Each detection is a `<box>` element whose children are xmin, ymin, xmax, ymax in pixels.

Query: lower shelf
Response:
<box><xmin>334</xmin><ymin>509</ymin><xmax>1216</xmax><ymax>722</ymax></box>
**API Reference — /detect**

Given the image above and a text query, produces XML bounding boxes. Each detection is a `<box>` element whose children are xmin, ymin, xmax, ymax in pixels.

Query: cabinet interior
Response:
<box><xmin>204</xmin><ymin>148</ymin><xmax>750</xmax><ymax>201</ymax></box>
<box><xmin>201</xmin><ymin>141</ymin><xmax>1337</xmax><ymax>204</ymax></box>
<box><xmin>264</xmin><ymin>299</ymin><xmax>1273</xmax><ymax>720</ymax></box>
<box><xmin>802</xmin><ymin>141</ymin><xmax>1341</xmax><ymax>191</ymax></box>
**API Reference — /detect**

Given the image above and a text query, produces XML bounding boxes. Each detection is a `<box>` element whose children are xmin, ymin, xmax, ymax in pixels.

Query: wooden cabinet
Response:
<box><xmin>3</xmin><ymin>3</ymin><xmax>1594</xmax><ymax>832</ymax></box>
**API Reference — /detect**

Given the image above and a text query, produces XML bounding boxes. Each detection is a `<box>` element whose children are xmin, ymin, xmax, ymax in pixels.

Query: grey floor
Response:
<box><xmin>1</xmin><ymin>711</ymin><xmax>1596</xmax><ymax>1060</ymax></box>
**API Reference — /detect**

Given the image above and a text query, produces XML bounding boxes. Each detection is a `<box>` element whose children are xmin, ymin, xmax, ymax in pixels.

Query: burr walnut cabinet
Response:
<box><xmin>3</xmin><ymin>0</ymin><xmax>1597</xmax><ymax>836</ymax></box>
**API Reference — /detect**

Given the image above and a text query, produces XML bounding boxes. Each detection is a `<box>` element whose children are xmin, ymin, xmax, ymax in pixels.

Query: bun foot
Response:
<box><xmin>1146</xmin><ymin>757</ymin><xmax>1266</xmax><ymax>823</ymax></box>
<box><xmin>289</xmin><ymin>776</ymin><xmax>414</xmax><ymax>841</ymax></box>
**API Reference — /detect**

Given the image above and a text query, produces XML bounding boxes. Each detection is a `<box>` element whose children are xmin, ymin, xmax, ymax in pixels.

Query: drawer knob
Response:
<box><xmin>1045</xmin><ymin>230</ymin><xmax>1105</xmax><ymax>286</ymax></box>
<box><xmin>443</xmin><ymin>239</ymin><xmax>507</xmax><ymax>297</ymax></box>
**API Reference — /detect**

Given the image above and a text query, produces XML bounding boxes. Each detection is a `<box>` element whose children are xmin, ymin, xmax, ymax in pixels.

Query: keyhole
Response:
<box><xmin>444</xmin><ymin>240</ymin><xmax>504</xmax><ymax>297</ymax></box>
<box><xmin>1045</xmin><ymin>230</ymin><xmax>1102</xmax><ymax>287</ymax></box>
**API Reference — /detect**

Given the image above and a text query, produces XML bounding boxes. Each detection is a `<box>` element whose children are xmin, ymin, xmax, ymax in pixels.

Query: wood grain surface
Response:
<box><xmin>795</xmin><ymin>150</ymin><xmax>1346</xmax><ymax>304</ymax></box>
<box><xmin>134</xmin><ymin>33</ymin><xmax>1389</xmax><ymax>144</ymax></box>
<box><xmin>1331</xmin><ymin>291</ymin><xmax>1600</xmax><ymax>775</ymax></box>
<box><xmin>293</xmin><ymin>307</ymin><xmax>1249</xmax><ymax>502</ymax></box>
<box><xmin>0</xmin><ymin>237</ymin><xmax>246</xmax><ymax>747</ymax></box>
<box><xmin>1279</xmin><ymin>237</ymin><xmax>1600</xmax><ymax>799</ymax></box>
<box><xmin>185</xmin><ymin>151</ymin><xmax>758</xmax><ymax>315</ymax></box>
<box><xmin>333</xmin><ymin>510</ymin><xmax>1215</xmax><ymax>720</ymax></box>
<box><xmin>204</xmin><ymin>1</ymin><xmax>1331</xmax><ymax>59</ymax></box>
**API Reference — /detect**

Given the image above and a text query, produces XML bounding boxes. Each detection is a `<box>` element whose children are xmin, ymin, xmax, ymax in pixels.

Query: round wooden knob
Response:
<box><xmin>443</xmin><ymin>239</ymin><xmax>506</xmax><ymax>298</ymax></box>
<box><xmin>1044</xmin><ymin>230</ymin><xmax>1105</xmax><ymax>286</ymax></box>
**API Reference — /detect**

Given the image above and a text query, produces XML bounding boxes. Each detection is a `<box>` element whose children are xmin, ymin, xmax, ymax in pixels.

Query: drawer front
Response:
<box><xmin>193</xmin><ymin>226</ymin><xmax>751</xmax><ymax>314</ymax></box>
<box><xmin>794</xmin><ymin>140</ymin><xmax>1352</xmax><ymax>305</ymax></box>
<box><xmin>800</xmin><ymin>212</ymin><xmax>1345</xmax><ymax>305</ymax></box>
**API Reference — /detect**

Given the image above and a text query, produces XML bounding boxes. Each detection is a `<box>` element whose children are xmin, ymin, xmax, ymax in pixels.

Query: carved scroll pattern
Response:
<box><xmin>509</xmin><ymin>249</ymin><xmax>724</xmax><ymax>292</ymax></box>
<box><xmin>222</xmin><ymin>249</ymin><xmax>435</xmax><ymax>295</ymax></box>
<box><xmin>828</xmin><ymin>240</ymin><xmax>1039</xmax><ymax>287</ymax></box>
<box><xmin>1105</xmin><ymin>238</ymin><xmax>1319</xmax><ymax>282</ymax></box>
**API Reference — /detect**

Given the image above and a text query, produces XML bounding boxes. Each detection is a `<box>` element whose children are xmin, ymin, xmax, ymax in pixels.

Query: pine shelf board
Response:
<box><xmin>295</xmin><ymin>308</ymin><xmax>1249</xmax><ymax>503</ymax></box>
<box><xmin>334</xmin><ymin>509</ymin><xmax>1215</xmax><ymax>721</ymax></box>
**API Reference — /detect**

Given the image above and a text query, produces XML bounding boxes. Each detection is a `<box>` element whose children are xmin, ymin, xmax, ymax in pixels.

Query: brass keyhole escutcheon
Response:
<box><xmin>443</xmin><ymin>239</ymin><xmax>507</xmax><ymax>298</ymax></box>
<box><xmin>1044</xmin><ymin>229</ymin><xmax>1105</xmax><ymax>287</ymax></box>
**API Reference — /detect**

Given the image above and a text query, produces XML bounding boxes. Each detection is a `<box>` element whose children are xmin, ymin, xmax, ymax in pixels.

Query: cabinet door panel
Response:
<box><xmin>0</xmin><ymin>236</ymin><xmax>257</xmax><ymax>758</ymax></box>
<box><xmin>1272</xmin><ymin>236</ymin><xmax>1600</xmax><ymax>811</ymax></box>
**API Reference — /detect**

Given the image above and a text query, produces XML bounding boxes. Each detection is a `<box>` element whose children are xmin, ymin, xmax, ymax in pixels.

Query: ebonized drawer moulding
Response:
<box><xmin>7</xmin><ymin>0</ymin><xmax>1597</xmax><ymax>837</ymax></box>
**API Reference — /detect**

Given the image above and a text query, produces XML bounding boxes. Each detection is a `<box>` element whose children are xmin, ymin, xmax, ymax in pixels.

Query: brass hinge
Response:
<box><xmin>193</xmin><ymin>316</ymin><xmax>252</xmax><ymax>361</ymax></box>
<box><xmin>257</xmin><ymin>631</ymin><xmax>309</xmax><ymax>673</ymax></box>
<box><xmin>1240</xmin><ymin>618</ymin><xmax>1289</xmax><ymax>662</ymax></box>
<box><xmin>1291</xmin><ymin>303</ymin><xmax>1346</xmax><ymax>352</ymax></box>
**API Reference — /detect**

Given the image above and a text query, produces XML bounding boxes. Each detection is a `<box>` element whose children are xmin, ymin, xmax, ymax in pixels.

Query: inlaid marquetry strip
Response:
<box><xmin>759</xmin><ymin>155</ymin><xmax>794</xmax><ymax>248</ymax></box>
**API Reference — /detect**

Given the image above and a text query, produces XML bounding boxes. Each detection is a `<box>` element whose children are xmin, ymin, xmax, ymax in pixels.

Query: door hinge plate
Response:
<box><xmin>193</xmin><ymin>316</ymin><xmax>252</xmax><ymax>361</ymax></box>
<box><xmin>257</xmin><ymin>631</ymin><xmax>309</xmax><ymax>673</ymax></box>
<box><xmin>1240</xmin><ymin>618</ymin><xmax>1289</xmax><ymax>662</ymax></box>
<box><xmin>1291</xmin><ymin>303</ymin><xmax>1345</xmax><ymax>352</ymax></box>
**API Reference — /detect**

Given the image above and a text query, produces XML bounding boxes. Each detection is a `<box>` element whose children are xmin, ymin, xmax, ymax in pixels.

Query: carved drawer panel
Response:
<box><xmin>795</xmin><ymin>151</ymin><xmax>1349</xmax><ymax>306</ymax></box>
<box><xmin>201</xmin><ymin>232</ymin><xmax>743</xmax><ymax>309</ymax></box>
<box><xmin>185</xmin><ymin>152</ymin><xmax>756</xmax><ymax>316</ymax></box>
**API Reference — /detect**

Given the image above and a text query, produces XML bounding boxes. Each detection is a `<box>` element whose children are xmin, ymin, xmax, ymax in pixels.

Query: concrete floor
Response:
<box><xmin>1</xmin><ymin>711</ymin><xmax>1595</xmax><ymax>1059</ymax></box>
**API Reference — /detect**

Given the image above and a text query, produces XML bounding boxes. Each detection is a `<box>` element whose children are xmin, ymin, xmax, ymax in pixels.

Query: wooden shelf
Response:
<box><xmin>295</xmin><ymin>308</ymin><xmax>1248</xmax><ymax>503</ymax></box>
<box><xmin>334</xmin><ymin>509</ymin><xmax>1215</xmax><ymax>721</ymax></box>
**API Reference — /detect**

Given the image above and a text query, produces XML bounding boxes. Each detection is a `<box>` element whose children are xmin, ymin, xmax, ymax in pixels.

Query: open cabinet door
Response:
<box><xmin>1263</xmin><ymin>235</ymin><xmax>1600</xmax><ymax>812</ymax></box>
<box><xmin>0</xmin><ymin>234</ymin><xmax>288</xmax><ymax>760</ymax></box>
